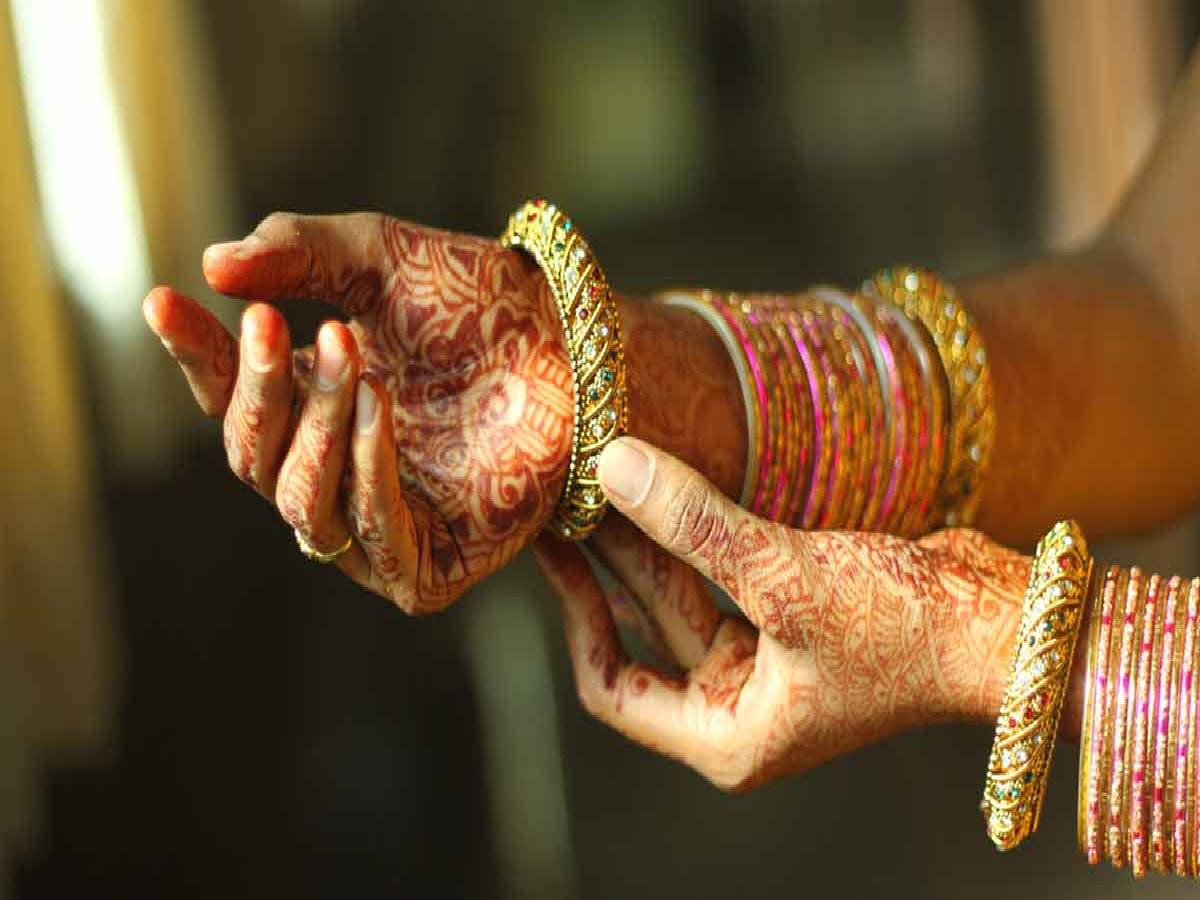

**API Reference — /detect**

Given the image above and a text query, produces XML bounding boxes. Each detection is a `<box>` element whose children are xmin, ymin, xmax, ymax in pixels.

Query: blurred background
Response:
<box><xmin>1</xmin><ymin>0</ymin><xmax>1198</xmax><ymax>897</ymax></box>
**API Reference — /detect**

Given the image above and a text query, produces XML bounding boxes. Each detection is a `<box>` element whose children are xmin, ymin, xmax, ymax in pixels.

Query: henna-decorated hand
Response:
<box><xmin>144</xmin><ymin>212</ymin><xmax>573</xmax><ymax>613</ymax></box>
<box><xmin>534</xmin><ymin>437</ymin><xmax>1034</xmax><ymax>792</ymax></box>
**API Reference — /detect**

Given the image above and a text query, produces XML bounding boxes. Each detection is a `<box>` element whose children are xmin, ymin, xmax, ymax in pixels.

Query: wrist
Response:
<box><xmin>616</xmin><ymin>295</ymin><xmax>748</xmax><ymax>499</ymax></box>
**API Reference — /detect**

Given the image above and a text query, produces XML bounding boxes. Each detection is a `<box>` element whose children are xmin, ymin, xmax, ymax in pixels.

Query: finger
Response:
<box><xmin>202</xmin><ymin>211</ymin><xmax>388</xmax><ymax>314</ymax></box>
<box><xmin>590</xmin><ymin>514</ymin><xmax>719</xmax><ymax>669</ymax></box>
<box><xmin>143</xmin><ymin>285</ymin><xmax>238</xmax><ymax>416</ymax></box>
<box><xmin>532</xmin><ymin>535</ymin><xmax>705</xmax><ymax>765</ymax></box>
<box><xmin>222</xmin><ymin>304</ymin><xmax>295</xmax><ymax>496</ymax></box>
<box><xmin>597</xmin><ymin>437</ymin><xmax>800</xmax><ymax>633</ymax></box>
<box><xmin>276</xmin><ymin>321</ymin><xmax>360</xmax><ymax>555</ymax></box>
<box><xmin>345</xmin><ymin>373</ymin><xmax>422</xmax><ymax>611</ymax></box>
<box><xmin>605</xmin><ymin>584</ymin><xmax>678</xmax><ymax>670</ymax></box>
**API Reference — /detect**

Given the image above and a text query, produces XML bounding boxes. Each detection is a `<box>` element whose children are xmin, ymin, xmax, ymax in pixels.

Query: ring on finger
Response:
<box><xmin>295</xmin><ymin>529</ymin><xmax>354</xmax><ymax>564</ymax></box>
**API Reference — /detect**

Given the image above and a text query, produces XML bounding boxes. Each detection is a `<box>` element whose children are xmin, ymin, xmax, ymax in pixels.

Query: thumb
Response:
<box><xmin>597</xmin><ymin>437</ymin><xmax>768</xmax><ymax>601</ymax></box>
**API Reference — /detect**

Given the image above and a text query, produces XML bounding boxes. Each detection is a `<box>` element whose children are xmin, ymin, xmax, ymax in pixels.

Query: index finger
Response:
<box><xmin>202</xmin><ymin>211</ymin><xmax>390</xmax><ymax>315</ymax></box>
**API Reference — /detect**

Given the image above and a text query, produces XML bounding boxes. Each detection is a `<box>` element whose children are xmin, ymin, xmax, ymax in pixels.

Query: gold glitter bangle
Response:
<box><xmin>1130</xmin><ymin>573</ymin><xmax>1163</xmax><ymax>876</ymax></box>
<box><xmin>811</xmin><ymin>298</ymin><xmax>870</xmax><ymax>528</ymax></box>
<box><xmin>501</xmin><ymin>200</ymin><xmax>627</xmax><ymax>540</ymax></box>
<box><xmin>1107</xmin><ymin>567</ymin><xmax>1139</xmax><ymax>868</ymax></box>
<box><xmin>866</xmin><ymin>266</ymin><xmax>995</xmax><ymax>527</ymax></box>
<box><xmin>813</xmin><ymin>287</ymin><xmax>887</xmax><ymax>530</ymax></box>
<box><xmin>762</xmin><ymin>304</ymin><xmax>814</xmax><ymax>529</ymax></box>
<box><xmin>1078</xmin><ymin>566</ymin><xmax>1112</xmax><ymax>860</ymax></box>
<box><xmin>981</xmin><ymin>520</ymin><xmax>1093</xmax><ymax>851</ymax></box>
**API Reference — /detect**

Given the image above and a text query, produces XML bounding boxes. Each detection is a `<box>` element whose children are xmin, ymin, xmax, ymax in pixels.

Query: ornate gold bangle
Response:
<box><xmin>866</xmin><ymin>266</ymin><xmax>995</xmax><ymax>527</ymax></box>
<box><xmin>501</xmin><ymin>200</ymin><xmax>628</xmax><ymax>540</ymax></box>
<box><xmin>981</xmin><ymin>520</ymin><xmax>1093</xmax><ymax>851</ymax></box>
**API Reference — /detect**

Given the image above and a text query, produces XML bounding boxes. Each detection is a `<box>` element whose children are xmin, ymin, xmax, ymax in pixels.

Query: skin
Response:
<box><xmin>144</xmin><ymin>212</ymin><xmax>743</xmax><ymax>613</ymax></box>
<box><xmin>144</xmin><ymin>47</ymin><xmax>1200</xmax><ymax>788</ymax></box>
<box><xmin>535</xmin><ymin>436</ymin><xmax>1034</xmax><ymax>791</ymax></box>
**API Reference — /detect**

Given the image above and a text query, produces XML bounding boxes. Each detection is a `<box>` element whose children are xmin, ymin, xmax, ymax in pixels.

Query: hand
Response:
<box><xmin>534</xmin><ymin>437</ymin><xmax>1031</xmax><ymax>791</ymax></box>
<box><xmin>144</xmin><ymin>212</ymin><xmax>573</xmax><ymax>613</ymax></box>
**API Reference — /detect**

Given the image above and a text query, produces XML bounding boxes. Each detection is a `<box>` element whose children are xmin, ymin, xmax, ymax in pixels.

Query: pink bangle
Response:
<box><xmin>887</xmin><ymin>307</ymin><xmax>945</xmax><ymax>535</ymax></box>
<box><xmin>1085</xmin><ymin>567</ymin><xmax>1118</xmax><ymax>864</ymax></box>
<box><xmin>1107</xmin><ymin>568</ymin><xmax>1139</xmax><ymax>868</ymax></box>
<box><xmin>1152</xmin><ymin>576</ymin><xmax>1184</xmax><ymax>871</ymax></box>
<box><xmin>818</xmin><ymin>292</ymin><xmax>888</xmax><ymax>530</ymax></box>
<box><xmin>716</xmin><ymin>303</ymin><xmax>772</xmax><ymax>516</ymax></box>
<box><xmin>868</xmin><ymin>306</ymin><xmax>911</xmax><ymax>534</ymax></box>
<box><xmin>1173</xmin><ymin>575</ymin><xmax>1199</xmax><ymax>875</ymax></box>
<box><xmin>1130</xmin><ymin>574</ymin><xmax>1162</xmax><ymax>876</ymax></box>
<box><xmin>781</xmin><ymin>313</ymin><xmax>831</xmax><ymax>529</ymax></box>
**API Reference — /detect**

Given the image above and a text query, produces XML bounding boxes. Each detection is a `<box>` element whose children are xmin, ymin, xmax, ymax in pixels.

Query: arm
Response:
<box><xmin>629</xmin><ymin>48</ymin><xmax>1200</xmax><ymax>546</ymax></box>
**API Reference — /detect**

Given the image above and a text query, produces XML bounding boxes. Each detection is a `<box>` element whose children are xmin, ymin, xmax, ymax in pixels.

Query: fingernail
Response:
<box><xmin>242</xmin><ymin>314</ymin><xmax>275</xmax><ymax>373</ymax></box>
<box><xmin>356</xmin><ymin>379</ymin><xmax>377</xmax><ymax>432</ymax></box>
<box><xmin>315</xmin><ymin>327</ymin><xmax>348</xmax><ymax>390</ymax></box>
<box><xmin>598</xmin><ymin>439</ymin><xmax>654</xmax><ymax>506</ymax></box>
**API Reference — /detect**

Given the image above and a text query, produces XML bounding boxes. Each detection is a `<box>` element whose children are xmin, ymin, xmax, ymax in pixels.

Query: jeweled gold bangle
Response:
<box><xmin>866</xmin><ymin>266</ymin><xmax>995</xmax><ymax>527</ymax></box>
<box><xmin>981</xmin><ymin>520</ymin><xmax>1092</xmax><ymax>851</ymax></box>
<box><xmin>501</xmin><ymin>200</ymin><xmax>627</xmax><ymax>540</ymax></box>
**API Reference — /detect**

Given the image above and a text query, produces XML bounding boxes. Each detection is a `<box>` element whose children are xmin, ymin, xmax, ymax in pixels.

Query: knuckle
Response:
<box><xmin>662</xmin><ymin>474</ymin><xmax>725</xmax><ymax>559</ymax></box>
<box><xmin>275</xmin><ymin>481</ymin><xmax>309</xmax><ymax>532</ymax></box>
<box><xmin>576</xmin><ymin>678</ymin><xmax>603</xmax><ymax>718</ymax></box>
<box><xmin>702</xmin><ymin>747</ymin><xmax>756</xmax><ymax>794</ymax></box>
<box><xmin>256</xmin><ymin>210</ymin><xmax>299</xmax><ymax>238</ymax></box>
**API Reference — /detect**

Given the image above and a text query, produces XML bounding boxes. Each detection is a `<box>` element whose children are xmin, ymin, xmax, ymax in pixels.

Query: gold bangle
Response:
<box><xmin>1107</xmin><ymin>566</ymin><xmax>1139</xmax><ymax>867</ymax></box>
<box><xmin>981</xmin><ymin>520</ymin><xmax>1093</xmax><ymax>850</ymax></box>
<box><xmin>1084</xmin><ymin>571</ymin><xmax>1108</xmax><ymax>859</ymax></box>
<box><xmin>866</xmin><ymin>266</ymin><xmax>995</xmax><ymax>527</ymax></box>
<box><xmin>501</xmin><ymin>200</ymin><xmax>628</xmax><ymax>540</ymax></box>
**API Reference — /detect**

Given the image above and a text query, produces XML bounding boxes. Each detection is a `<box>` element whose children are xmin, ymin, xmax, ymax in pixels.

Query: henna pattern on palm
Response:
<box><xmin>150</xmin><ymin>210</ymin><xmax>752</xmax><ymax>615</ymax></box>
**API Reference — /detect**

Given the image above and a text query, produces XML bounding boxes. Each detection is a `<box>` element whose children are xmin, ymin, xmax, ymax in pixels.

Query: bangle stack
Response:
<box><xmin>658</xmin><ymin>269</ymin><xmax>987</xmax><ymax>535</ymax></box>
<box><xmin>501</xmin><ymin>199</ymin><xmax>627</xmax><ymax>540</ymax></box>
<box><xmin>1077</xmin><ymin>561</ymin><xmax>1200</xmax><ymax>878</ymax></box>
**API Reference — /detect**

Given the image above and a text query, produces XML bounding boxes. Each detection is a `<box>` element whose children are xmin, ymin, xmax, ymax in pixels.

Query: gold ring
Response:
<box><xmin>295</xmin><ymin>529</ymin><xmax>354</xmax><ymax>564</ymax></box>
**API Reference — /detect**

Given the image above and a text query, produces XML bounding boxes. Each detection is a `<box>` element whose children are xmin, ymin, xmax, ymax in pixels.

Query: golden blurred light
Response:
<box><xmin>10</xmin><ymin>0</ymin><xmax>151</xmax><ymax>332</ymax></box>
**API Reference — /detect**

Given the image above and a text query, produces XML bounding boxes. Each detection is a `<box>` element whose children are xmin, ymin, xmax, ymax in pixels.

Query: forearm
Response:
<box><xmin>962</xmin><ymin>243</ymin><xmax>1200</xmax><ymax>545</ymax></box>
